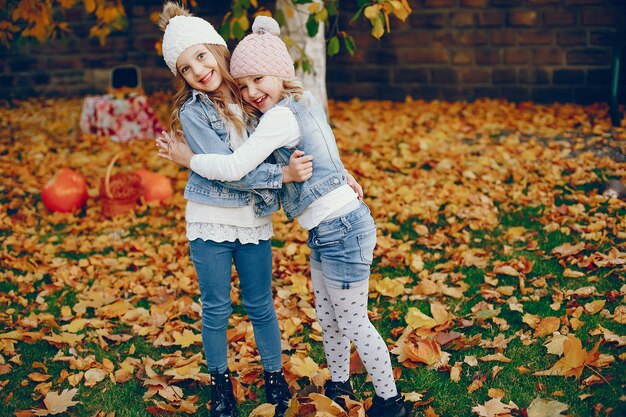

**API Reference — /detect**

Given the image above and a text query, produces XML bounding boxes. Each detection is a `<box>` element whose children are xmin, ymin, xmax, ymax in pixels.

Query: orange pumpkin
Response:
<box><xmin>41</xmin><ymin>168</ymin><xmax>88</xmax><ymax>213</ymax></box>
<box><xmin>136</xmin><ymin>169</ymin><xmax>173</xmax><ymax>203</ymax></box>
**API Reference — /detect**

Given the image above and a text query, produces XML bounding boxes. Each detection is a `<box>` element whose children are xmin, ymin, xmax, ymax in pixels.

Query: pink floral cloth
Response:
<box><xmin>79</xmin><ymin>94</ymin><xmax>164</xmax><ymax>143</ymax></box>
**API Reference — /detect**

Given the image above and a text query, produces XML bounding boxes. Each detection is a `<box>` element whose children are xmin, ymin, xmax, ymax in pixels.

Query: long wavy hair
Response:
<box><xmin>159</xmin><ymin>2</ymin><xmax>256</xmax><ymax>136</ymax></box>
<box><xmin>168</xmin><ymin>44</ymin><xmax>258</xmax><ymax>135</ymax></box>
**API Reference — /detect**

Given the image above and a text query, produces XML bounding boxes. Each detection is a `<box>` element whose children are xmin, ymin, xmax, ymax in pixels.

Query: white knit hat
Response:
<box><xmin>162</xmin><ymin>15</ymin><xmax>227</xmax><ymax>75</ymax></box>
<box><xmin>230</xmin><ymin>16</ymin><xmax>295</xmax><ymax>79</ymax></box>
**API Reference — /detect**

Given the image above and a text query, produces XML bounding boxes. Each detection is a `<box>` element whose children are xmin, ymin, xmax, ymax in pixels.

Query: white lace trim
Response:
<box><xmin>186</xmin><ymin>222</ymin><xmax>274</xmax><ymax>245</ymax></box>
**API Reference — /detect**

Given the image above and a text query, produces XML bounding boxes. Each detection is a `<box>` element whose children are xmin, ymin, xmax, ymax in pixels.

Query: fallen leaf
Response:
<box><xmin>32</xmin><ymin>388</ymin><xmax>80</xmax><ymax>416</ymax></box>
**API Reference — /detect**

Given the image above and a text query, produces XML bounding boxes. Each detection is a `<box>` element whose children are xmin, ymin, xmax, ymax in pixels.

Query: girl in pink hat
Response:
<box><xmin>158</xmin><ymin>15</ymin><xmax>410</xmax><ymax>417</ymax></box>
<box><xmin>157</xmin><ymin>3</ymin><xmax>313</xmax><ymax>417</ymax></box>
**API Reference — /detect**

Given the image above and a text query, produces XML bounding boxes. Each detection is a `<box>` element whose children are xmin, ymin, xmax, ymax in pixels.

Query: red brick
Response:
<box><xmin>130</xmin><ymin>5</ymin><xmax>148</xmax><ymax>16</ymax></box>
<box><xmin>410</xmin><ymin>12</ymin><xmax>448</xmax><ymax>28</ymax></box>
<box><xmin>528</xmin><ymin>0</ymin><xmax>560</xmax><ymax>5</ymax></box>
<box><xmin>404</xmin><ymin>49</ymin><xmax>450</xmax><ymax>64</ymax></box>
<box><xmin>462</xmin><ymin>68</ymin><xmax>491</xmax><ymax>84</ymax></box>
<box><xmin>411</xmin><ymin>86</ymin><xmax>441</xmax><ymax>100</ymax></box>
<box><xmin>566</xmin><ymin>48</ymin><xmax>612</xmax><ymax>65</ymax></box>
<box><xmin>394</xmin><ymin>68</ymin><xmax>429</xmax><ymax>83</ymax></box>
<box><xmin>432</xmin><ymin>31</ymin><xmax>458</xmax><ymax>47</ymax></box>
<box><xmin>452</xmin><ymin>50</ymin><xmax>473</xmax><ymax>65</ymax></box>
<box><xmin>531</xmin><ymin>88</ymin><xmax>573</xmax><ymax>103</ymax></box>
<box><xmin>533</xmin><ymin>48</ymin><xmax>564</xmax><ymax>65</ymax></box>
<box><xmin>452</xmin><ymin>11</ymin><xmax>476</xmax><ymax>27</ymax></box>
<box><xmin>518</xmin><ymin>30</ymin><xmax>554</xmax><ymax>46</ymax></box>
<box><xmin>460</xmin><ymin>0</ymin><xmax>489</xmax><ymax>7</ymax></box>
<box><xmin>474</xmin><ymin>87</ymin><xmax>500</xmax><ymax>98</ymax></box>
<box><xmin>553</xmin><ymin>69</ymin><xmax>585</xmax><ymax>84</ymax></box>
<box><xmin>424</xmin><ymin>0</ymin><xmax>455</xmax><ymax>8</ymax></box>
<box><xmin>388</xmin><ymin>31</ymin><xmax>432</xmax><ymax>47</ymax></box>
<box><xmin>582</xmin><ymin>8</ymin><xmax>617</xmax><ymax>26</ymax></box>
<box><xmin>565</xmin><ymin>0</ymin><xmax>603</xmax><ymax>4</ymax></box>
<box><xmin>475</xmin><ymin>49</ymin><xmax>501</xmax><ymax>65</ymax></box>
<box><xmin>493</xmin><ymin>68</ymin><xmax>517</xmax><ymax>84</ymax></box>
<box><xmin>492</xmin><ymin>29</ymin><xmax>517</xmax><ymax>46</ymax></box>
<box><xmin>589</xmin><ymin>31</ymin><xmax>621</xmax><ymax>47</ymax></box>
<box><xmin>508</xmin><ymin>11</ymin><xmax>538</xmax><ymax>27</ymax></box>
<box><xmin>503</xmin><ymin>49</ymin><xmax>531</xmax><ymax>64</ymax></box>
<box><xmin>587</xmin><ymin>69</ymin><xmax>611</xmax><ymax>85</ymax></box>
<box><xmin>501</xmin><ymin>87</ymin><xmax>530</xmax><ymax>101</ymax></box>
<box><xmin>492</xmin><ymin>0</ymin><xmax>523</xmax><ymax>6</ymax></box>
<box><xmin>557</xmin><ymin>30</ymin><xmax>587</xmax><ymax>46</ymax></box>
<box><xmin>478</xmin><ymin>11</ymin><xmax>505</xmax><ymax>27</ymax></box>
<box><xmin>355</xmin><ymin>69</ymin><xmax>391</xmax><ymax>84</ymax></box>
<box><xmin>459</xmin><ymin>31</ymin><xmax>489</xmax><ymax>46</ymax></box>
<box><xmin>519</xmin><ymin>69</ymin><xmax>551</xmax><ymax>84</ymax></box>
<box><xmin>431</xmin><ymin>68</ymin><xmax>459</xmax><ymax>83</ymax></box>
<box><xmin>543</xmin><ymin>10</ymin><xmax>577</xmax><ymax>26</ymax></box>
<box><xmin>442</xmin><ymin>86</ymin><xmax>474</xmax><ymax>100</ymax></box>
<box><xmin>573</xmin><ymin>87</ymin><xmax>607</xmax><ymax>104</ymax></box>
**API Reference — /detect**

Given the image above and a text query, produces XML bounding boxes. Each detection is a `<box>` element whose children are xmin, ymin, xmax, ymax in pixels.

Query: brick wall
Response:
<box><xmin>328</xmin><ymin>0</ymin><xmax>626</xmax><ymax>103</ymax></box>
<box><xmin>2</xmin><ymin>0</ymin><xmax>625</xmax><ymax>104</ymax></box>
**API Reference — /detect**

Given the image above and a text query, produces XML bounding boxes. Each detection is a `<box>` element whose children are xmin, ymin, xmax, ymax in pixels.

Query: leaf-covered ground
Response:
<box><xmin>1</xmin><ymin>94</ymin><xmax>625</xmax><ymax>417</ymax></box>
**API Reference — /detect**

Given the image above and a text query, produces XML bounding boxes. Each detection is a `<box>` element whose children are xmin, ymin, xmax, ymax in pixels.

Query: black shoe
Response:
<box><xmin>366</xmin><ymin>393</ymin><xmax>409</xmax><ymax>417</ymax></box>
<box><xmin>324</xmin><ymin>379</ymin><xmax>356</xmax><ymax>409</ymax></box>
<box><xmin>264</xmin><ymin>370</ymin><xmax>291</xmax><ymax>417</ymax></box>
<box><xmin>210</xmin><ymin>370</ymin><xmax>238</xmax><ymax>417</ymax></box>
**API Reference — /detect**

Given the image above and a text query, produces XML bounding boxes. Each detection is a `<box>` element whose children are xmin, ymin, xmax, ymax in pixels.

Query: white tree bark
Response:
<box><xmin>276</xmin><ymin>0</ymin><xmax>328</xmax><ymax>115</ymax></box>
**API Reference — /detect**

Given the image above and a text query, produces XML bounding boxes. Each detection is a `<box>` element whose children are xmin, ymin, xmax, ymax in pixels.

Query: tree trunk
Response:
<box><xmin>276</xmin><ymin>0</ymin><xmax>328</xmax><ymax>115</ymax></box>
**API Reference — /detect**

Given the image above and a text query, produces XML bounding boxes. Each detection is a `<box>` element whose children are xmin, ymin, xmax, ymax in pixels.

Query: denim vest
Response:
<box><xmin>272</xmin><ymin>92</ymin><xmax>347</xmax><ymax>220</ymax></box>
<box><xmin>180</xmin><ymin>90</ymin><xmax>281</xmax><ymax>217</ymax></box>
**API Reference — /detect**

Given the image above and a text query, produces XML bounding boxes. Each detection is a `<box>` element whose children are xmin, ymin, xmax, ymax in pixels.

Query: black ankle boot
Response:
<box><xmin>210</xmin><ymin>370</ymin><xmax>238</xmax><ymax>417</ymax></box>
<box><xmin>264</xmin><ymin>371</ymin><xmax>291</xmax><ymax>417</ymax></box>
<box><xmin>324</xmin><ymin>379</ymin><xmax>356</xmax><ymax>409</ymax></box>
<box><xmin>366</xmin><ymin>393</ymin><xmax>409</xmax><ymax>417</ymax></box>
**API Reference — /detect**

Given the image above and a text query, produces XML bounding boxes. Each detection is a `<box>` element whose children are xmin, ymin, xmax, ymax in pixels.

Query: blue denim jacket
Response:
<box><xmin>180</xmin><ymin>90</ymin><xmax>281</xmax><ymax>217</ymax></box>
<box><xmin>272</xmin><ymin>92</ymin><xmax>347</xmax><ymax>220</ymax></box>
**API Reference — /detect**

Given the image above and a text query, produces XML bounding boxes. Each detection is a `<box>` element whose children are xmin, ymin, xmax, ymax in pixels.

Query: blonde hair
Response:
<box><xmin>159</xmin><ymin>2</ymin><xmax>256</xmax><ymax>136</ymax></box>
<box><xmin>280</xmin><ymin>77</ymin><xmax>304</xmax><ymax>101</ymax></box>
<box><xmin>168</xmin><ymin>44</ymin><xmax>257</xmax><ymax>135</ymax></box>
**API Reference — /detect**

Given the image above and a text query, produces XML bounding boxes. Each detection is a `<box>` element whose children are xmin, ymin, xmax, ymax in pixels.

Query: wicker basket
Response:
<box><xmin>99</xmin><ymin>153</ymin><xmax>141</xmax><ymax>217</ymax></box>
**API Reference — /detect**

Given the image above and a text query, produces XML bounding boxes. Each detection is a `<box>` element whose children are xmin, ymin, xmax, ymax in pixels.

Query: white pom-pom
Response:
<box><xmin>252</xmin><ymin>16</ymin><xmax>280</xmax><ymax>36</ymax></box>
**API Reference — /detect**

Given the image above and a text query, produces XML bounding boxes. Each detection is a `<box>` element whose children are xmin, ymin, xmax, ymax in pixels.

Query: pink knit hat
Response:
<box><xmin>230</xmin><ymin>16</ymin><xmax>295</xmax><ymax>79</ymax></box>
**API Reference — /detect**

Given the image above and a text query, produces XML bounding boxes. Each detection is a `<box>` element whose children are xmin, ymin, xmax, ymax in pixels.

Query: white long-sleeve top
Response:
<box><xmin>185</xmin><ymin>104</ymin><xmax>273</xmax><ymax>244</ymax></box>
<box><xmin>190</xmin><ymin>105</ymin><xmax>358</xmax><ymax>230</ymax></box>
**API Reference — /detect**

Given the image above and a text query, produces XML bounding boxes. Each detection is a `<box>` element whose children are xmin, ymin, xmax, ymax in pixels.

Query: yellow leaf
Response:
<box><xmin>613</xmin><ymin>306</ymin><xmax>626</xmax><ymax>324</ymax></box>
<box><xmin>84</xmin><ymin>0</ymin><xmax>96</xmax><ymax>14</ymax></box>
<box><xmin>171</xmin><ymin>329</ymin><xmax>202</xmax><ymax>348</ymax></box>
<box><xmin>534</xmin><ymin>317</ymin><xmax>561</xmax><ymax>337</ymax></box>
<box><xmin>488</xmin><ymin>388</ymin><xmax>505</xmax><ymax>398</ymax></box>
<box><xmin>375</xmin><ymin>277</ymin><xmax>405</xmax><ymax>297</ymax></box>
<box><xmin>364</xmin><ymin>5</ymin><xmax>382</xmax><ymax>20</ymax></box>
<box><xmin>32</xmin><ymin>388</ymin><xmax>80</xmax><ymax>416</ymax></box>
<box><xmin>288</xmin><ymin>355</ymin><xmax>319</xmax><ymax>378</ymax></box>
<box><xmin>405</xmin><ymin>308</ymin><xmax>437</xmax><ymax>330</ymax></box>
<box><xmin>563</xmin><ymin>268</ymin><xmax>585</xmax><ymax>278</ymax></box>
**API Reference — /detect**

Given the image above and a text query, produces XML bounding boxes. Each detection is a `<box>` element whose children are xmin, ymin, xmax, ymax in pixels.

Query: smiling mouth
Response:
<box><xmin>199</xmin><ymin>70</ymin><xmax>213</xmax><ymax>84</ymax></box>
<box><xmin>253</xmin><ymin>95</ymin><xmax>267</xmax><ymax>106</ymax></box>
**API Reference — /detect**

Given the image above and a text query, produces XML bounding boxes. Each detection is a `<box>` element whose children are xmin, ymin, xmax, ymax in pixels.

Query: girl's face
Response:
<box><xmin>177</xmin><ymin>45</ymin><xmax>226</xmax><ymax>95</ymax></box>
<box><xmin>237</xmin><ymin>75</ymin><xmax>283</xmax><ymax>113</ymax></box>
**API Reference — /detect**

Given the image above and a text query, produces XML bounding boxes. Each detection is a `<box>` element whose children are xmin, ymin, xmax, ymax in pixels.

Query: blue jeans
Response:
<box><xmin>189</xmin><ymin>238</ymin><xmax>282</xmax><ymax>373</ymax></box>
<box><xmin>307</xmin><ymin>202</ymin><xmax>377</xmax><ymax>289</ymax></box>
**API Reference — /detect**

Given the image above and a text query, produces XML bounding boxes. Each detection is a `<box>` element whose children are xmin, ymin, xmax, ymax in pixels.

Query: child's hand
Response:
<box><xmin>156</xmin><ymin>130</ymin><xmax>194</xmax><ymax>168</ymax></box>
<box><xmin>282</xmin><ymin>150</ymin><xmax>313</xmax><ymax>183</ymax></box>
<box><xmin>346</xmin><ymin>171</ymin><xmax>364</xmax><ymax>200</ymax></box>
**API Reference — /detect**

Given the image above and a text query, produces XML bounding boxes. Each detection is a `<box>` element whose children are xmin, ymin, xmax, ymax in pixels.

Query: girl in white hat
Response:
<box><xmin>157</xmin><ymin>3</ymin><xmax>311</xmax><ymax>417</ymax></box>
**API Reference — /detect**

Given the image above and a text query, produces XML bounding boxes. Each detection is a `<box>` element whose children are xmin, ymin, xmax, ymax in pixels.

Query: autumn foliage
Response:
<box><xmin>0</xmin><ymin>94</ymin><xmax>625</xmax><ymax>416</ymax></box>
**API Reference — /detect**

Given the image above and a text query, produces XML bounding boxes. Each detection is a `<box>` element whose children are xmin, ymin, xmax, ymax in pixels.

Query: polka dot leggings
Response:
<box><xmin>311</xmin><ymin>264</ymin><xmax>398</xmax><ymax>400</ymax></box>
